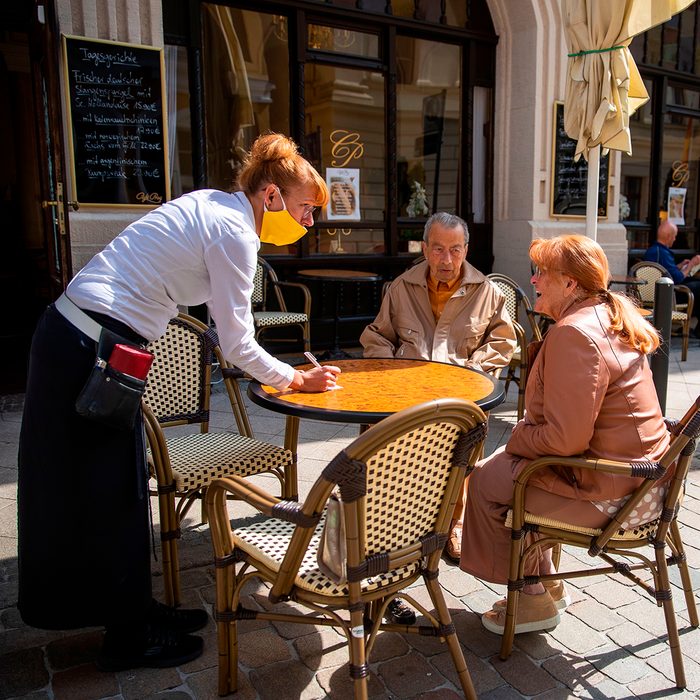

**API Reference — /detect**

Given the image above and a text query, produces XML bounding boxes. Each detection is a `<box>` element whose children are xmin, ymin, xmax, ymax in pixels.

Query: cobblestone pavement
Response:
<box><xmin>1</xmin><ymin>339</ymin><xmax>700</xmax><ymax>699</ymax></box>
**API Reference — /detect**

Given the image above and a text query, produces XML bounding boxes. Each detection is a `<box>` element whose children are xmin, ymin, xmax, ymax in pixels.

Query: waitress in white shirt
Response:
<box><xmin>17</xmin><ymin>133</ymin><xmax>339</xmax><ymax>671</ymax></box>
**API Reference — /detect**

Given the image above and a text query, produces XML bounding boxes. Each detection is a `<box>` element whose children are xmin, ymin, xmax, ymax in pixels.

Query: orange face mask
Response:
<box><xmin>260</xmin><ymin>189</ymin><xmax>307</xmax><ymax>246</ymax></box>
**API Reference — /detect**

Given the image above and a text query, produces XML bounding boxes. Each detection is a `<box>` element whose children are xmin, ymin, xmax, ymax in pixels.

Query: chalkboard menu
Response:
<box><xmin>62</xmin><ymin>35</ymin><xmax>170</xmax><ymax>206</ymax></box>
<box><xmin>551</xmin><ymin>101</ymin><xmax>609</xmax><ymax>218</ymax></box>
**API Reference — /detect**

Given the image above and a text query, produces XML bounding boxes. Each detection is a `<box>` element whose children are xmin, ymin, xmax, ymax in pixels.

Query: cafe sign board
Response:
<box><xmin>62</xmin><ymin>35</ymin><xmax>170</xmax><ymax>207</ymax></box>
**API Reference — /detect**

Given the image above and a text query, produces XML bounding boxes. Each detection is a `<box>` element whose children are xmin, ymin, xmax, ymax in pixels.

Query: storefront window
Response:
<box><xmin>396</xmin><ymin>36</ymin><xmax>461</xmax><ymax>251</ymax></box>
<box><xmin>201</xmin><ymin>4</ymin><xmax>290</xmax><ymax>192</ymax></box>
<box><xmin>660</xmin><ymin>110</ymin><xmax>700</xmax><ymax>251</ymax></box>
<box><xmin>304</xmin><ymin>63</ymin><xmax>386</xmax><ymax>256</ymax></box>
<box><xmin>621</xmin><ymin>79</ymin><xmax>653</xmax><ymax>248</ymax></box>
<box><xmin>164</xmin><ymin>45</ymin><xmax>193</xmax><ymax>198</ymax></box>
<box><xmin>307</xmin><ymin>25</ymin><xmax>379</xmax><ymax>59</ymax></box>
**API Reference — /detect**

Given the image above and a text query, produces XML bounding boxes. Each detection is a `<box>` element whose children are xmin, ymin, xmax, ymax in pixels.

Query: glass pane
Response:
<box><xmin>308</xmin><ymin>228</ymin><xmax>385</xmax><ymax>255</ymax></box>
<box><xmin>445</xmin><ymin>0</ymin><xmax>468</xmax><ymax>28</ymax></box>
<box><xmin>662</xmin><ymin>15</ymin><xmax>679</xmax><ymax>70</ymax></box>
<box><xmin>307</xmin><ymin>25</ymin><xmax>379</xmax><ymax>59</ymax></box>
<box><xmin>621</xmin><ymin>79</ymin><xmax>653</xmax><ymax>227</ymax></box>
<box><xmin>396</xmin><ymin>36</ymin><xmax>461</xmax><ymax>219</ymax></box>
<box><xmin>678</xmin><ymin>5</ymin><xmax>696</xmax><ymax>73</ymax></box>
<box><xmin>629</xmin><ymin>33</ymin><xmax>645</xmax><ymax>65</ymax></box>
<box><xmin>304</xmin><ymin>63</ymin><xmax>386</xmax><ymax>255</ymax></box>
<box><xmin>165</xmin><ymin>45</ymin><xmax>194</xmax><ymax>198</ymax></box>
<box><xmin>659</xmin><ymin>111</ymin><xmax>700</xmax><ymax>251</ymax></box>
<box><xmin>666</xmin><ymin>85</ymin><xmax>700</xmax><ymax>110</ymax></box>
<box><xmin>646</xmin><ymin>24</ymin><xmax>662</xmax><ymax>65</ymax></box>
<box><xmin>472</xmin><ymin>86</ymin><xmax>492</xmax><ymax>224</ymax></box>
<box><xmin>201</xmin><ymin>5</ymin><xmax>290</xmax><ymax>190</ymax></box>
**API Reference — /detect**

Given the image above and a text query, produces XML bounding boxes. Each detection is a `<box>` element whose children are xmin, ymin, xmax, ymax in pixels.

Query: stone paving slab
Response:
<box><xmin>2</xmin><ymin>339</ymin><xmax>700</xmax><ymax>698</ymax></box>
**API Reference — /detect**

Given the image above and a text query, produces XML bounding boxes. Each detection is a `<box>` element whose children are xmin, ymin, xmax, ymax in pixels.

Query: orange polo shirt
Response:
<box><xmin>427</xmin><ymin>271</ymin><xmax>461</xmax><ymax>321</ymax></box>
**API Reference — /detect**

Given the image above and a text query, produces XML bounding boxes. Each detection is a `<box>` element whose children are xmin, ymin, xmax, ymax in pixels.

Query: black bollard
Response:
<box><xmin>650</xmin><ymin>277</ymin><xmax>674</xmax><ymax>414</ymax></box>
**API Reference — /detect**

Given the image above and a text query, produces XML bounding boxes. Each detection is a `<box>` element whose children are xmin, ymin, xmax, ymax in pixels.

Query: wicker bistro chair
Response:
<box><xmin>630</xmin><ymin>260</ymin><xmax>694</xmax><ymax>361</ymax></box>
<box><xmin>253</xmin><ymin>256</ymin><xmax>312</xmax><ymax>353</ymax></box>
<box><xmin>498</xmin><ymin>396</ymin><xmax>700</xmax><ymax>690</ymax></box>
<box><xmin>207</xmin><ymin>398</ymin><xmax>488</xmax><ymax>699</ymax></box>
<box><xmin>143</xmin><ymin>313</ymin><xmax>295</xmax><ymax>606</ymax></box>
<box><xmin>487</xmin><ymin>273</ymin><xmax>542</xmax><ymax>420</ymax></box>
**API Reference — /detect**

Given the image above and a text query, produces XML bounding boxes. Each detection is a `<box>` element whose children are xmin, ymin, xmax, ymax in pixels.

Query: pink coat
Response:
<box><xmin>506</xmin><ymin>298</ymin><xmax>670</xmax><ymax>502</ymax></box>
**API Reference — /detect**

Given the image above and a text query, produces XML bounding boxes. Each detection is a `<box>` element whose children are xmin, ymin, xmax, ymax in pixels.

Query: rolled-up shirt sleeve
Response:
<box><xmin>506</xmin><ymin>326</ymin><xmax>607</xmax><ymax>459</ymax></box>
<box><xmin>205</xmin><ymin>235</ymin><xmax>295</xmax><ymax>390</ymax></box>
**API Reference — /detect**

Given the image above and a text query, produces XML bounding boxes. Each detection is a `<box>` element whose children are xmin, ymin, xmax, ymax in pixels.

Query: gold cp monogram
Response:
<box><xmin>330</xmin><ymin>130</ymin><xmax>364</xmax><ymax>167</ymax></box>
<box><xmin>672</xmin><ymin>160</ymin><xmax>690</xmax><ymax>188</ymax></box>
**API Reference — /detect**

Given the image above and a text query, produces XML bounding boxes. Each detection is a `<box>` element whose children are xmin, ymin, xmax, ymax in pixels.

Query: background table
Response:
<box><xmin>248</xmin><ymin>358</ymin><xmax>504</xmax><ymax>497</ymax></box>
<box><xmin>609</xmin><ymin>275</ymin><xmax>647</xmax><ymax>301</ymax></box>
<box><xmin>297</xmin><ymin>269</ymin><xmax>382</xmax><ymax>359</ymax></box>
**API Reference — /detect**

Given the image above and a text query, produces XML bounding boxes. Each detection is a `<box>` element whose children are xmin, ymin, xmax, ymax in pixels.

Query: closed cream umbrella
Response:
<box><xmin>562</xmin><ymin>0</ymin><xmax>695</xmax><ymax>239</ymax></box>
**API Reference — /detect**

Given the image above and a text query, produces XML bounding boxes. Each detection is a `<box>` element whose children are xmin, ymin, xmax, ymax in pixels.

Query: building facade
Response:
<box><xmin>1</xmin><ymin>0</ymin><xmax>697</xmax><ymax>387</ymax></box>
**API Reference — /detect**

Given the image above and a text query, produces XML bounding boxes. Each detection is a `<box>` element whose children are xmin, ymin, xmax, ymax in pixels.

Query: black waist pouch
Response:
<box><xmin>75</xmin><ymin>328</ymin><xmax>149</xmax><ymax>431</ymax></box>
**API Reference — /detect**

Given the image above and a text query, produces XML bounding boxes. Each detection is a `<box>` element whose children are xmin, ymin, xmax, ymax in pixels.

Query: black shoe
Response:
<box><xmin>385</xmin><ymin>598</ymin><xmax>416</xmax><ymax>625</ymax></box>
<box><xmin>97</xmin><ymin>624</ymin><xmax>203</xmax><ymax>671</ymax></box>
<box><xmin>148</xmin><ymin>598</ymin><xmax>209</xmax><ymax>633</ymax></box>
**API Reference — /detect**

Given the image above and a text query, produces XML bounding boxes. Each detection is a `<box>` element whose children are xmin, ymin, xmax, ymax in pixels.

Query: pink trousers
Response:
<box><xmin>459</xmin><ymin>446</ymin><xmax>609</xmax><ymax>584</ymax></box>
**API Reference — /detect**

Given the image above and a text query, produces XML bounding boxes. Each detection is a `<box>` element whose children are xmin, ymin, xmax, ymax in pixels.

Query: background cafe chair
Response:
<box><xmin>143</xmin><ymin>313</ymin><xmax>295</xmax><ymax>606</ymax></box>
<box><xmin>487</xmin><ymin>273</ymin><xmax>542</xmax><ymax>420</ymax></box>
<box><xmin>252</xmin><ymin>256</ymin><xmax>312</xmax><ymax>353</ymax></box>
<box><xmin>630</xmin><ymin>260</ymin><xmax>694</xmax><ymax>362</ymax></box>
<box><xmin>207</xmin><ymin>397</ymin><xmax>488</xmax><ymax>699</ymax></box>
<box><xmin>498</xmin><ymin>396</ymin><xmax>700</xmax><ymax>691</ymax></box>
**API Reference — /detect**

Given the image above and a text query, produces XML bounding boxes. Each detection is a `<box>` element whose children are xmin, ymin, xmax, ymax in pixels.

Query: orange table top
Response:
<box><xmin>248</xmin><ymin>358</ymin><xmax>504</xmax><ymax>424</ymax></box>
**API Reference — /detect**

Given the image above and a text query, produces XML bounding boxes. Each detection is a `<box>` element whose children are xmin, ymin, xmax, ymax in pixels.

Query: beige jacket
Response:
<box><xmin>507</xmin><ymin>298</ymin><xmax>670</xmax><ymax>501</ymax></box>
<box><xmin>360</xmin><ymin>260</ymin><xmax>516</xmax><ymax>375</ymax></box>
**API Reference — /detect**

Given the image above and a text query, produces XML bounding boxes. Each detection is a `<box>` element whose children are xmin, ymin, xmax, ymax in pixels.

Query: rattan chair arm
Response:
<box><xmin>142</xmin><ymin>402</ymin><xmax>175</xmax><ymax>483</ymax></box>
<box><xmin>272</xmin><ymin>280</ymin><xmax>312</xmax><ymax>316</ymax></box>
<box><xmin>675</xmin><ymin>284</ymin><xmax>694</xmax><ymax>318</ymax></box>
<box><xmin>206</xmin><ymin>474</ymin><xmax>282</xmax><ymax>516</ymax></box>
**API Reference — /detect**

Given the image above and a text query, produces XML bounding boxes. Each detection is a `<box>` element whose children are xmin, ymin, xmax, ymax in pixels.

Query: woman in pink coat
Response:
<box><xmin>460</xmin><ymin>234</ymin><xmax>670</xmax><ymax>635</ymax></box>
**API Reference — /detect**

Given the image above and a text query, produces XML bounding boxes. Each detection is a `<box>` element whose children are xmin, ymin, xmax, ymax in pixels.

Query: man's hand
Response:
<box><xmin>289</xmin><ymin>365</ymin><xmax>341</xmax><ymax>392</ymax></box>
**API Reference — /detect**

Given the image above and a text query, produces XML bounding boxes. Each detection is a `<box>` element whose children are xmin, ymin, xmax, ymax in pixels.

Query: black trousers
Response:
<box><xmin>17</xmin><ymin>304</ymin><xmax>152</xmax><ymax>630</ymax></box>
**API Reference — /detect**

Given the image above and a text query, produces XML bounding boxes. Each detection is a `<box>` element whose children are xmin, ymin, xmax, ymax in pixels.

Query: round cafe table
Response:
<box><xmin>248</xmin><ymin>358</ymin><xmax>505</xmax><ymax>499</ymax></box>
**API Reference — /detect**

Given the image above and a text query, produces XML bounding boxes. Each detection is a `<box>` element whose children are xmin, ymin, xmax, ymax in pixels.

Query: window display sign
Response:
<box><xmin>326</xmin><ymin>168</ymin><xmax>361</xmax><ymax>220</ymax></box>
<box><xmin>62</xmin><ymin>35</ymin><xmax>170</xmax><ymax>207</ymax></box>
<box><xmin>668</xmin><ymin>187</ymin><xmax>687</xmax><ymax>225</ymax></box>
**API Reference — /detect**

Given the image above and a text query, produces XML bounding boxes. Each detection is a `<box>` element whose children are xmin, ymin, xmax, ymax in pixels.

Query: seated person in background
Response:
<box><xmin>644</xmin><ymin>220</ymin><xmax>700</xmax><ymax>334</ymax></box>
<box><xmin>461</xmin><ymin>234</ymin><xmax>671</xmax><ymax>636</ymax></box>
<box><xmin>361</xmin><ymin>211</ymin><xmax>516</xmax><ymax>597</ymax></box>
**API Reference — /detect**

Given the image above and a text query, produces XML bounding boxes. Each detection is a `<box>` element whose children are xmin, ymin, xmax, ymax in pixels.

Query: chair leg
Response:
<box><xmin>668</xmin><ymin>520</ymin><xmax>699</xmax><ymax>627</ymax></box>
<box><xmin>302</xmin><ymin>322</ymin><xmax>311</xmax><ymax>354</ymax></box>
<box><xmin>655</xmin><ymin>549</ymin><xmax>687</xmax><ymax>688</ymax></box>
<box><xmin>158</xmin><ymin>488</ymin><xmax>182</xmax><ymax>606</ymax></box>
<box><xmin>348</xmin><ymin>599</ymin><xmax>369</xmax><ymax>700</ymax></box>
<box><xmin>424</xmin><ymin>574</ymin><xmax>477</xmax><ymax>699</ymax></box>
<box><xmin>682</xmin><ymin>325</ymin><xmax>689</xmax><ymax>362</ymax></box>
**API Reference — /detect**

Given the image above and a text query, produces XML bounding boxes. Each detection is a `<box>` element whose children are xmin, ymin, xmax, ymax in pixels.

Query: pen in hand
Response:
<box><xmin>304</xmin><ymin>351</ymin><xmax>324</xmax><ymax>369</ymax></box>
<box><xmin>304</xmin><ymin>352</ymin><xmax>342</xmax><ymax>390</ymax></box>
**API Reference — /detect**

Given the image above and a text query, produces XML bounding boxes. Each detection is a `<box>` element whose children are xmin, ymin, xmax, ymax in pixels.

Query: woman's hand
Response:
<box><xmin>289</xmin><ymin>365</ymin><xmax>341</xmax><ymax>392</ymax></box>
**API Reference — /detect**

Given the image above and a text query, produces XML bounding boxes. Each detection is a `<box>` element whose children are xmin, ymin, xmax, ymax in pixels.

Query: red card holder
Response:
<box><xmin>108</xmin><ymin>343</ymin><xmax>154</xmax><ymax>380</ymax></box>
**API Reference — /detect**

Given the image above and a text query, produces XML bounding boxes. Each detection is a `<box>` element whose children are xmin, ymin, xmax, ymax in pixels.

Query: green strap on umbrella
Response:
<box><xmin>568</xmin><ymin>46</ymin><xmax>624</xmax><ymax>57</ymax></box>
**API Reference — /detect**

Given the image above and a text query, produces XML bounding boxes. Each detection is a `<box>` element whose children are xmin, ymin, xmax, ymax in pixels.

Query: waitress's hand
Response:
<box><xmin>290</xmin><ymin>365</ymin><xmax>341</xmax><ymax>392</ymax></box>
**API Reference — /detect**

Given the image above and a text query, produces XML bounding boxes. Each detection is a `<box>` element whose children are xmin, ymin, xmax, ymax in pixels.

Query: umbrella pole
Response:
<box><xmin>586</xmin><ymin>145</ymin><xmax>600</xmax><ymax>240</ymax></box>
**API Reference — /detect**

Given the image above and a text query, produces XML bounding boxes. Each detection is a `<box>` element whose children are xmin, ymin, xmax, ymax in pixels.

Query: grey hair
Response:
<box><xmin>423</xmin><ymin>212</ymin><xmax>469</xmax><ymax>245</ymax></box>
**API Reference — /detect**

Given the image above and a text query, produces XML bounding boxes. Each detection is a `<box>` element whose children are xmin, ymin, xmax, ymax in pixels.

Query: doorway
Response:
<box><xmin>0</xmin><ymin>1</ymin><xmax>70</xmax><ymax>393</ymax></box>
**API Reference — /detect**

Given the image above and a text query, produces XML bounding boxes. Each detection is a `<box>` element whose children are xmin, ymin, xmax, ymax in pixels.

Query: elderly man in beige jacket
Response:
<box><xmin>360</xmin><ymin>212</ymin><xmax>516</xmax><ymax>623</ymax></box>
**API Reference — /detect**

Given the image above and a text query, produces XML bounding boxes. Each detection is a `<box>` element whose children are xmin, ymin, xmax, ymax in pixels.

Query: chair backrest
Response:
<box><xmin>270</xmin><ymin>398</ymin><xmax>487</xmax><ymax>599</ymax></box>
<box><xmin>487</xmin><ymin>272</ymin><xmax>542</xmax><ymax>341</ymax></box>
<box><xmin>252</xmin><ymin>257</ymin><xmax>288</xmax><ymax>312</ymax></box>
<box><xmin>595</xmin><ymin>396</ymin><xmax>700</xmax><ymax>550</ymax></box>
<box><xmin>144</xmin><ymin>314</ymin><xmax>219</xmax><ymax>427</ymax></box>
<box><xmin>629</xmin><ymin>261</ymin><xmax>671</xmax><ymax>307</ymax></box>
